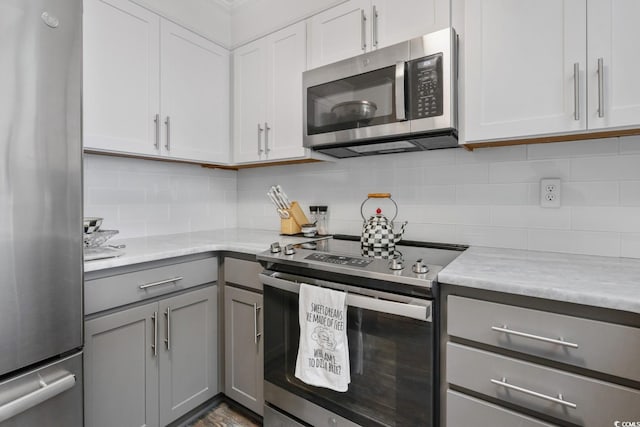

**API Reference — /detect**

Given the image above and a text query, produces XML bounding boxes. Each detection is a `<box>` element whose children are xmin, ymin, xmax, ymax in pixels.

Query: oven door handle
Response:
<box><xmin>260</xmin><ymin>273</ymin><xmax>431</xmax><ymax>322</ymax></box>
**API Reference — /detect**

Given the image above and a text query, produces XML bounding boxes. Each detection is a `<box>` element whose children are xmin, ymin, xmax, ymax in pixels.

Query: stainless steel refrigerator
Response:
<box><xmin>0</xmin><ymin>0</ymin><xmax>83</xmax><ymax>425</ymax></box>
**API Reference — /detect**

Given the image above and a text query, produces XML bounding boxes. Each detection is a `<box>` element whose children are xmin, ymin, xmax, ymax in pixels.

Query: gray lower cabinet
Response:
<box><xmin>84</xmin><ymin>285</ymin><xmax>218</xmax><ymax>427</ymax></box>
<box><xmin>444</xmin><ymin>293</ymin><xmax>640</xmax><ymax>426</ymax></box>
<box><xmin>224</xmin><ymin>285</ymin><xmax>263</xmax><ymax>415</ymax></box>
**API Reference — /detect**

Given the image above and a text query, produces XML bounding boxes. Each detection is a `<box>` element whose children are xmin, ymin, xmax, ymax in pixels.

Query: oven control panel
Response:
<box><xmin>305</xmin><ymin>253</ymin><xmax>373</xmax><ymax>267</ymax></box>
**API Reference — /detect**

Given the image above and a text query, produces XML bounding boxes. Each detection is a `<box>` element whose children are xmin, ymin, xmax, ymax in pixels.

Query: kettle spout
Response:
<box><xmin>393</xmin><ymin>221</ymin><xmax>408</xmax><ymax>243</ymax></box>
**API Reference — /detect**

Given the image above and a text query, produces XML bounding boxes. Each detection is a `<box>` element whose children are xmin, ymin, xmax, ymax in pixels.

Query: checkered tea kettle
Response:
<box><xmin>360</xmin><ymin>193</ymin><xmax>407</xmax><ymax>251</ymax></box>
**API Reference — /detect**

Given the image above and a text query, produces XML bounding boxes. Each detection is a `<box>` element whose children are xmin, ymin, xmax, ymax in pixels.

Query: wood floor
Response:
<box><xmin>184</xmin><ymin>402</ymin><xmax>261</xmax><ymax>427</ymax></box>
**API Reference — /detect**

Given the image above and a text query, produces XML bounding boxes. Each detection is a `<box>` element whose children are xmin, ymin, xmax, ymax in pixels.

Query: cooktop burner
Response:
<box><xmin>257</xmin><ymin>234</ymin><xmax>466</xmax><ymax>295</ymax></box>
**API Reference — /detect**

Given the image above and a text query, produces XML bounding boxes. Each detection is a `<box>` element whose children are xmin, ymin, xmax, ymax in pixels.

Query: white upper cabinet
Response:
<box><xmin>83</xmin><ymin>0</ymin><xmax>161</xmax><ymax>156</ymax></box>
<box><xmin>265</xmin><ymin>22</ymin><xmax>307</xmax><ymax>160</ymax></box>
<box><xmin>462</xmin><ymin>0</ymin><xmax>587</xmax><ymax>142</ymax></box>
<box><xmin>308</xmin><ymin>0</ymin><xmax>370</xmax><ymax>69</ymax></box>
<box><xmin>309</xmin><ymin>0</ymin><xmax>450</xmax><ymax>69</ymax></box>
<box><xmin>233</xmin><ymin>38</ymin><xmax>268</xmax><ymax>163</ymax></box>
<box><xmin>233</xmin><ymin>21</ymin><xmax>308</xmax><ymax>164</ymax></box>
<box><xmin>460</xmin><ymin>0</ymin><xmax>640</xmax><ymax>144</ymax></box>
<box><xmin>372</xmin><ymin>0</ymin><xmax>450</xmax><ymax>50</ymax></box>
<box><xmin>83</xmin><ymin>0</ymin><xmax>230</xmax><ymax>164</ymax></box>
<box><xmin>160</xmin><ymin>20</ymin><xmax>230</xmax><ymax>163</ymax></box>
<box><xmin>587</xmin><ymin>0</ymin><xmax>640</xmax><ymax>130</ymax></box>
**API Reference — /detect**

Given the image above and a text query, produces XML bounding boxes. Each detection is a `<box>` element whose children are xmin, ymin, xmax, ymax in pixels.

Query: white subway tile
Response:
<box><xmin>621</xmin><ymin>181</ymin><xmax>640</xmax><ymax>206</ymax></box>
<box><xmin>120</xmin><ymin>204</ymin><xmax>170</xmax><ymax>221</ymax></box>
<box><xmin>425</xmin><ymin>163</ymin><xmax>489</xmax><ymax>185</ymax></box>
<box><xmin>456</xmin><ymin>183</ymin><xmax>531</xmax><ymax>205</ymax></box>
<box><xmin>528</xmin><ymin>229</ymin><xmax>621</xmax><ymax>257</ymax></box>
<box><xmin>562</xmin><ymin>181</ymin><xmax>619</xmax><ymax>206</ymax></box>
<box><xmin>620</xmin><ymin>135</ymin><xmax>640</xmax><ymax>154</ymax></box>
<box><xmin>403</xmin><ymin>204</ymin><xmax>491</xmax><ymax>226</ymax></box>
<box><xmin>489</xmin><ymin>159</ymin><xmax>570</xmax><ymax>183</ymax></box>
<box><xmin>572</xmin><ymin>207</ymin><xmax>640</xmax><ymax>232</ymax></box>
<box><xmin>403</xmin><ymin>223</ymin><xmax>458</xmax><ymax>243</ymax></box>
<box><xmin>456</xmin><ymin>226</ymin><xmax>528</xmax><ymax>249</ymax></box>
<box><xmin>455</xmin><ymin>145</ymin><xmax>527</xmax><ymax>164</ymax></box>
<box><xmin>88</xmin><ymin>188</ymin><xmax>146</xmax><ymax>205</ymax></box>
<box><xmin>491</xmin><ymin>206</ymin><xmax>571</xmax><ymax>229</ymax></box>
<box><xmin>621</xmin><ymin>233</ymin><xmax>640</xmax><ymax>258</ymax></box>
<box><xmin>570</xmin><ymin>154</ymin><xmax>640</xmax><ymax>181</ymax></box>
<box><xmin>527</xmin><ymin>138</ymin><xmax>619</xmax><ymax>159</ymax></box>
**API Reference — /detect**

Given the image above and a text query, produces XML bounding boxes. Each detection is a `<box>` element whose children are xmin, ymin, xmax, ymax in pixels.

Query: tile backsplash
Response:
<box><xmin>84</xmin><ymin>154</ymin><xmax>237</xmax><ymax>239</ymax></box>
<box><xmin>237</xmin><ymin>136</ymin><xmax>640</xmax><ymax>258</ymax></box>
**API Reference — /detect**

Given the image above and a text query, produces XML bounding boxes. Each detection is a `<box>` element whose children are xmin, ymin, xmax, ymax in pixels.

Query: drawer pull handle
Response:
<box><xmin>491</xmin><ymin>377</ymin><xmax>577</xmax><ymax>409</ymax></box>
<box><xmin>139</xmin><ymin>277</ymin><xmax>184</xmax><ymax>290</ymax></box>
<box><xmin>491</xmin><ymin>325</ymin><xmax>579</xmax><ymax>348</ymax></box>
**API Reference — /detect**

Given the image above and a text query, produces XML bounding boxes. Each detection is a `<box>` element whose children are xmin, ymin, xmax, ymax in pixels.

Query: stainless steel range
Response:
<box><xmin>258</xmin><ymin>235</ymin><xmax>465</xmax><ymax>427</ymax></box>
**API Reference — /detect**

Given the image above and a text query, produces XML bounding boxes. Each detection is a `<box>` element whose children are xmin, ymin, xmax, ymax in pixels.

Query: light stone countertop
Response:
<box><xmin>438</xmin><ymin>246</ymin><xmax>640</xmax><ymax>315</ymax></box>
<box><xmin>83</xmin><ymin>228</ymin><xmax>312</xmax><ymax>272</ymax></box>
<box><xmin>85</xmin><ymin>229</ymin><xmax>640</xmax><ymax>314</ymax></box>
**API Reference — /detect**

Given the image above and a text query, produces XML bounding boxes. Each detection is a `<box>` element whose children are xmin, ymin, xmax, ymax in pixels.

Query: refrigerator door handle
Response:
<box><xmin>0</xmin><ymin>373</ymin><xmax>76</xmax><ymax>423</ymax></box>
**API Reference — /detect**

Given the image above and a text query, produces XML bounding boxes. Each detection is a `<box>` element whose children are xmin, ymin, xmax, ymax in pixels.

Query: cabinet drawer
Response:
<box><xmin>447</xmin><ymin>343</ymin><xmax>640</xmax><ymax>426</ymax></box>
<box><xmin>85</xmin><ymin>257</ymin><xmax>218</xmax><ymax>315</ymax></box>
<box><xmin>448</xmin><ymin>295</ymin><xmax>640</xmax><ymax>382</ymax></box>
<box><xmin>224</xmin><ymin>257</ymin><xmax>262</xmax><ymax>291</ymax></box>
<box><xmin>446</xmin><ymin>390</ymin><xmax>555</xmax><ymax>427</ymax></box>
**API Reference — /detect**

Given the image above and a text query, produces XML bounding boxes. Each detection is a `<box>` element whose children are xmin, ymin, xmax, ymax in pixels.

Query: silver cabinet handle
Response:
<box><xmin>139</xmin><ymin>276</ymin><xmax>183</xmax><ymax>290</ymax></box>
<box><xmin>361</xmin><ymin>9</ymin><xmax>366</xmax><ymax>51</ymax></box>
<box><xmin>164</xmin><ymin>116</ymin><xmax>171</xmax><ymax>151</ymax></box>
<box><xmin>257</xmin><ymin>123</ymin><xmax>264</xmax><ymax>156</ymax></box>
<box><xmin>372</xmin><ymin>5</ymin><xmax>379</xmax><ymax>48</ymax></box>
<box><xmin>491</xmin><ymin>377</ymin><xmax>577</xmax><ymax>409</ymax></box>
<box><xmin>253</xmin><ymin>303</ymin><xmax>262</xmax><ymax>344</ymax></box>
<box><xmin>395</xmin><ymin>61</ymin><xmax>406</xmax><ymax>121</ymax></box>
<box><xmin>151</xmin><ymin>311</ymin><xmax>158</xmax><ymax>357</ymax></box>
<box><xmin>154</xmin><ymin>114</ymin><xmax>160</xmax><ymax>149</ymax></box>
<box><xmin>164</xmin><ymin>307</ymin><xmax>171</xmax><ymax>350</ymax></box>
<box><xmin>573</xmin><ymin>63</ymin><xmax>580</xmax><ymax>121</ymax></box>
<box><xmin>491</xmin><ymin>325</ymin><xmax>579</xmax><ymax>348</ymax></box>
<box><xmin>264</xmin><ymin>122</ymin><xmax>271</xmax><ymax>154</ymax></box>
<box><xmin>597</xmin><ymin>57</ymin><xmax>604</xmax><ymax>118</ymax></box>
<box><xmin>0</xmin><ymin>374</ymin><xmax>76</xmax><ymax>423</ymax></box>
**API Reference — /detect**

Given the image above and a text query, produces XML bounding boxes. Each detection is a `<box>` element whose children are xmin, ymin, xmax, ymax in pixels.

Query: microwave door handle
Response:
<box><xmin>260</xmin><ymin>273</ymin><xmax>431</xmax><ymax>322</ymax></box>
<box><xmin>395</xmin><ymin>61</ymin><xmax>406</xmax><ymax>121</ymax></box>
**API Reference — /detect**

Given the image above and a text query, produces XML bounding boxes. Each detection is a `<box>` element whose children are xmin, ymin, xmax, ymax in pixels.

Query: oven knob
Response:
<box><xmin>389</xmin><ymin>258</ymin><xmax>404</xmax><ymax>271</ymax></box>
<box><xmin>270</xmin><ymin>242</ymin><xmax>281</xmax><ymax>253</ymax></box>
<box><xmin>284</xmin><ymin>244</ymin><xmax>296</xmax><ymax>255</ymax></box>
<box><xmin>412</xmin><ymin>258</ymin><xmax>429</xmax><ymax>274</ymax></box>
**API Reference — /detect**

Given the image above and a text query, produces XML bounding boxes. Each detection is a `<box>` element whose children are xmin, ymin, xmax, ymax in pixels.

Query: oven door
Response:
<box><xmin>261</xmin><ymin>270</ymin><xmax>434</xmax><ymax>427</ymax></box>
<box><xmin>303</xmin><ymin>41</ymin><xmax>411</xmax><ymax>149</ymax></box>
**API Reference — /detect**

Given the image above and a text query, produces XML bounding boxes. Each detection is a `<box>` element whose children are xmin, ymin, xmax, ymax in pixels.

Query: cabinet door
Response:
<box><xmin>233</xmin><ymin>38</ymin><xmax>268</xmax><ymax>163</ymax></box>
<box><xmin>265</xmin><ymin>22</ymin><xmax>307</xmax><ymax>161</ymax></box>
<box><xmin>587</xmin><ymin>0</ymin><xmax>640</xmax><ymax>130</ymax></box>
<box><xmin>84</xmin><ymin>302</ymin><xmax>159</xmax><ymax>427</ymax></box>
<box><xmin>159</xmin><ymin>286</ymin><xmax>218</xmax><ymax>426</ymax></box>
<box><xmin>308</xmin><ymin>0</ymin><xmax>371</xmax><ymax>69</ymax></box>
<box><xmin>371</xmin><ymin>0</ymin><xmax>449</xmax><ymax>50</ymax></box>
<box><xmin>83</xmin><ymin>0</ymin><xmax>160</xmax><ymax>155</ymax></box>
<box><xmin>160</xmin><ymin>20</ymin><xmax>230</xmax><ymax>163</ymax></box>
<box><xmin>224</xmin><ymin>286</ymin><xmax>263</xmax><ymax>415</ymax></box>
<box><xmin>463</xmin><ymin>0</ymin><xmax>587</xmax><ymax>142</ymax></box>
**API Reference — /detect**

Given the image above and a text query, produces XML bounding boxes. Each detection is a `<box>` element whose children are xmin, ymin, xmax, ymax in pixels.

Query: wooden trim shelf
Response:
<box><xmin>461</xmin><ymin>128</ymin><xmax>640</xmax><ymax>151</ymax></box>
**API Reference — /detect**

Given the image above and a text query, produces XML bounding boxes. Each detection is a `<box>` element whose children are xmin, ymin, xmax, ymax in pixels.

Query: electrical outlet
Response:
<box><xmin>540</xmin><ymin>178</ymin><xmax>561</xmax><ymax>208</ymax></box>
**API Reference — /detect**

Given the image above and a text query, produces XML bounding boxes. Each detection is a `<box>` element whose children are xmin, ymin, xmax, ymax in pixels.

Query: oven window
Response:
<box><xmin>307</xmin><ymin>65</ymin><xmax>403</xmax><ymax>136</ymax></box>
<box><xmin>264</xmin><ymin>285</ymin><xmax>434</xmax><ymax>427</ymax></box>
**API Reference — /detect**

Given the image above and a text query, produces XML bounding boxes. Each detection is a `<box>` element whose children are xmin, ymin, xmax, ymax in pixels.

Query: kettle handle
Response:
<box><xmin>361</xmin><ymin>194</ymin><xmax>398</xmax><ymax>222</ymax></box>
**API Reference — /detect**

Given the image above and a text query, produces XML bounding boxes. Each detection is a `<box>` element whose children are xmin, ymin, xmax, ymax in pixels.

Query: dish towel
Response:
<box><xmin>295</xmin><ymin>283</ymin><xmax>350</xmax><ymax>392</ymax></box>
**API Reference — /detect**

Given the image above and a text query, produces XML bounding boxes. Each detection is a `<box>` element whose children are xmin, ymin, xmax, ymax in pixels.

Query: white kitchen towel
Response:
<box><xmin>295</xmin><ymin>283</ymin><xmax>350</xmax><ymax>392</ymax></box>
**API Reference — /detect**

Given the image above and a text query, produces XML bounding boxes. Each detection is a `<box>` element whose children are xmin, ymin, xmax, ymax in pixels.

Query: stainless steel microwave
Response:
<box><xmin>303</xmin><ymin>28</ymin><xmax>458</xmax><ymax>158</ymax></box>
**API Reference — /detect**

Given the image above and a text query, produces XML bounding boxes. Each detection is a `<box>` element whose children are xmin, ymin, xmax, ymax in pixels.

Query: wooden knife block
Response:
<box><xmin>280</xmin><ymin>201</ymin><xmax>309</xmax><ymax>235</ymax></box>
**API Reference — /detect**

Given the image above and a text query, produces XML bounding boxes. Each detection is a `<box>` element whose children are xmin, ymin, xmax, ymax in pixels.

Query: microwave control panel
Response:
<box><xmin>408</xmin><ymin>53</ymin><xmax>443</xmax><ymax>119</ymax></box>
